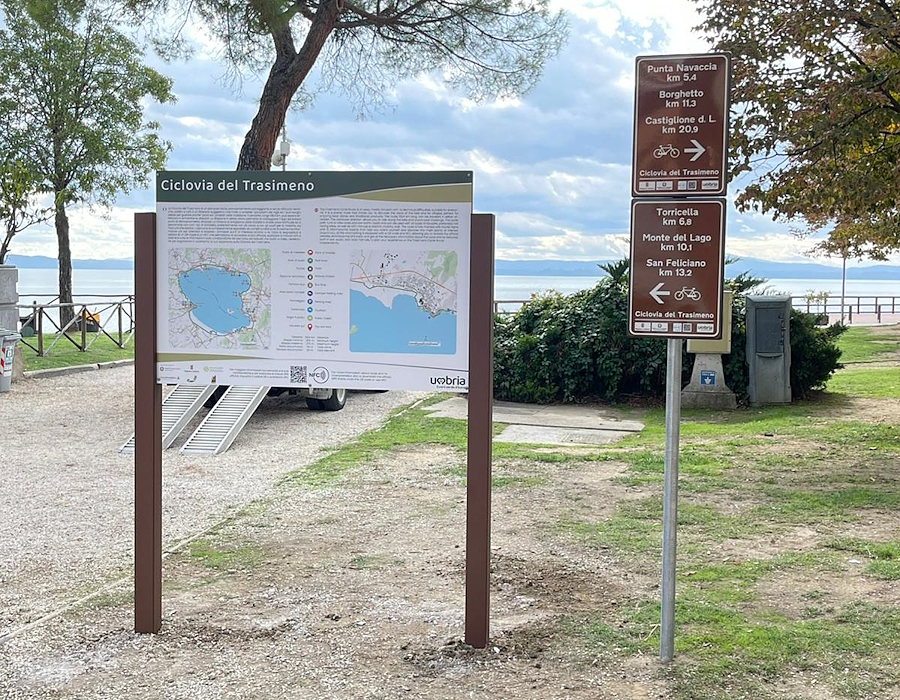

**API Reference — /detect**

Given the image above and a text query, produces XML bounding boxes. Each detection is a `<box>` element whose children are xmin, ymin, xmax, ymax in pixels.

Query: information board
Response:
<box><xmin>156</xmin><ymin>171</ymin><xmax>472</xmax><ymax>391</ymax></box>
<box><xmin>628</xmin><ymin>199</ymin><xmax>725</xmax><ymax>338</ymax></box>
<box><xmin>632</xmin><ymin>53</ymin><xmax>730</xmax><ymax>197</ymax></box>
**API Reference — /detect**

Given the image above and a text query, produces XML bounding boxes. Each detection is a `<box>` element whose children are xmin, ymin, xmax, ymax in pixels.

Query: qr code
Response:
<box><xmin>290</xmin><ymin>365</ymin><xmax>308</xmax><ymax>384</ymax></box>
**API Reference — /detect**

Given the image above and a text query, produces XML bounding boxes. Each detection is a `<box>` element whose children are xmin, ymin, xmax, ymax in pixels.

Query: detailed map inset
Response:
<box><xmin>168</xmin><ymin>247</ymin><xmax>271</xmax><ymax>350</ymax></box>
<box><xmin>349</xmin><ymin>250</ymin><xmax>457</xmax><ymax>354</ymax></box>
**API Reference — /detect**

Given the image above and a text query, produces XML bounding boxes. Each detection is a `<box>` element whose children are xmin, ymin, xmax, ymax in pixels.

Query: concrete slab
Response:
<box><xmin>422</xmin><ymin>397</ymin><xmax>644</xmax><ymax>446</ymax></box>
<box><xmin>495</xmin><ymin>424</ymin><xmax>636</xmax><ymax>446</ymax></box>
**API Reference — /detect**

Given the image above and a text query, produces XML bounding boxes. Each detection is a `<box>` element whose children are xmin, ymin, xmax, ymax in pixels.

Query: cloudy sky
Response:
<box><xmin>11</xmin><ymin>0</ymin><xmax>877</xmax><ymax>267</ymax></box>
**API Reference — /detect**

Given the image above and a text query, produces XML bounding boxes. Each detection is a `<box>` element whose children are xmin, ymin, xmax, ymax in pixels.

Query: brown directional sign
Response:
<box><xmin>632</xmin><ymin>53</ymin><xmax>730</xmax><ymax>197</ymax></box>
<box><xmin>628</xmin><ymin>199</ymin><xmax>725</xmax><ymax>338</ymax></box>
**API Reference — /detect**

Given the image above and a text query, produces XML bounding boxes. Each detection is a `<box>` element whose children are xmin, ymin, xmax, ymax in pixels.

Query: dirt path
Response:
<box><xmin>2</xmin><ymin>350</ymin><xmax>899</xmax><ymax>699</ymax></box>
<box><xmin>1</xmin><ymin>431</ymin><xmax>664</xmax><ymax>699</ymax></box>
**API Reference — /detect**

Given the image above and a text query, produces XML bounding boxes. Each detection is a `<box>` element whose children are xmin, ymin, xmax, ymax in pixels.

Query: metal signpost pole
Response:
<box><xmin>629</xmin><ymin>52</ymin><xmax>731</xmax><ymax>663</ymax></box>
<box><xmin>660</xmin><ymin>337</ymin><xmax>682</xmax><ymax>661</ymax></box>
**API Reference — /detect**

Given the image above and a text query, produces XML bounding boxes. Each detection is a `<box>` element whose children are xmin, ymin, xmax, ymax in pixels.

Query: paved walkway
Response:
<box><xmin>423</xmin><ymin>397</ymin><xmax>644</xmax><ymax>446</ymax></box>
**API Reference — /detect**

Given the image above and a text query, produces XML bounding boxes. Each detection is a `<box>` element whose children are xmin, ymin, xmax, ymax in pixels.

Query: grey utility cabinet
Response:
<box><xmin>745</xmin><ymin>295</ymin><xmax>792</xmax><ymax>406</ymax></box>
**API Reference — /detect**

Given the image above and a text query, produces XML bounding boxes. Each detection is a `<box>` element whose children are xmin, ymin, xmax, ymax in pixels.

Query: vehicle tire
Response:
<box><xmin>204</xmin><ymin>385</ymin><xmax>227</xmax><ymax>409</ymax></box>
<box><xmin>306</xmin><ymin>398</ymin><xmax>324</xmax><ymax>410</ymax></box>
<box><xmin>320</xmin><ymin>388</ymin><xmax>347</xmax><ymax>411</ymax></box>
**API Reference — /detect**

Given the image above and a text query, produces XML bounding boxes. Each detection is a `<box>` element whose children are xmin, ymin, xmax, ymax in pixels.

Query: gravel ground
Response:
<box><xmin>0</xmin><ymin>367</ymin><xmax>424</xmax><ymax>636</ymax></box>
<box><xmin>0</xmin><ymin>365</ymin><xmax>658</xmax><ymax>699</ymax></box>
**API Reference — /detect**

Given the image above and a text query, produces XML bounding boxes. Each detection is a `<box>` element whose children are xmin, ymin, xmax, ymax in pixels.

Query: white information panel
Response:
<box><xmin>156</xmin><ymin>171</ymin><xmax>472</xmax><ymax>392</ymax></box>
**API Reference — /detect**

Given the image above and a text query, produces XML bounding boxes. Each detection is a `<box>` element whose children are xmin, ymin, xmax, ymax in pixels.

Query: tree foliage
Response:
<box><xmin>0</xmin><ymin>0</ymin><xmax>173</xmax><ymax>319</ymax></box>
<box><xmin>0</xmin><ymin>158</ymin><xmax>51</xmax><ymax>264</ymax></box>
<box><xmin>123</xmin><ymin>0</ymin><xmax>567</xmax><ymax>170</ymax></box>
<box><xmin>693</xmin><ymin>0</ymin><xmax>900</xmax><ymax>259</ymax></box>
<box><xmin>493</xmin><ymin>267</ymin><xmax>845</xmax><ymax>404</ymax></box>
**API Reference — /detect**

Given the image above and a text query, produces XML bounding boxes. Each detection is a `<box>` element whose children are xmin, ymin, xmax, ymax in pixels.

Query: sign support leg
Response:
<box><xmin>134</xmin><ymin>212</ymin><xmax>162</xmax><ymax>633</ymax></box>
<box><xmin>465</xmin><ymin>213</ymin><xmax>495</xmax><ymax>648</ymax></box>
<box><xmin>660</xmin><ymin>337</ymin><xmax>682</xmax><ymax>661</ymax></box>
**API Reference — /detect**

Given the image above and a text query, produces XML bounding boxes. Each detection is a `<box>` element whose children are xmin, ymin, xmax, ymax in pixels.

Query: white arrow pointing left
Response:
<box><xmin>650</xmin><ymin>282</ymin><xmax>670</xmax><ymax>304</ymax></box>
<box><xmin>684</xmin><ymin>139</ymin><xmax>706</xmax><ymax>162</ymax></box>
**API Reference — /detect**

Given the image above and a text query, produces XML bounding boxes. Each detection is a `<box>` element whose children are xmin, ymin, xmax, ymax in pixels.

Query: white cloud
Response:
<box><xmin>9</xmin><ymin>1</ymin><xmax>900</xmax><ymax>270</ymax></box>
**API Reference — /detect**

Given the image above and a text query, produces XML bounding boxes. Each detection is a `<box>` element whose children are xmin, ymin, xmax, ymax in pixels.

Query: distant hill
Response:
<box><xmin>7</xmin><ymin>254</ymin><xmax>133</xmax><ymax>270</ymax></box>
<box><xmin>6</xmin><ymin>253</ymin><xmax>900</xmax><ymax>281</ymax></box>
<box><xmin>724</xmin><ymin>258</ymin><xmax>900</xmax><ymax>281</ymax></box>
<box><xmin>495</xmin><ymin>260</ymin><xmax>603</xmax><ymax>277</ymax></box>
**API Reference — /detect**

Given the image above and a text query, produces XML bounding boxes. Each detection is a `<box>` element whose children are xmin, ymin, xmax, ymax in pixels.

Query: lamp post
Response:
<box><xmin>840</xmin><ymin>249</ymin><xmax>847</xmax><ymax>323</ymax></box>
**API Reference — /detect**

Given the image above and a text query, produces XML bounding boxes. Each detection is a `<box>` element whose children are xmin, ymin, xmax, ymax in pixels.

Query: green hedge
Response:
<box><xmin>493</xmin><ymin>276</ymin><xmax>845</xmax><ymax>404</ymax></box>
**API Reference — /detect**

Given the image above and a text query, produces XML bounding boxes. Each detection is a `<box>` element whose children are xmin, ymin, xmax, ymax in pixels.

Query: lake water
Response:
<box><xmin>14</xmin><ymin>267</ymin><xmax>900</xmax><ymax>304</ymax></box>
<box><xmin>179</xmin><ymin>265</ymin><xmax>252</xmax><ymax>334</ymax></box>
<box><xmin>491</xmin><ymin>276</ymin><xmax>899</xmax><ymax>301</ymax></box>
<box><xmin>16</xmin><ymin>268</ymin><xmax>136</xmax><ymax>301</ymax></box>
<box><xmin>349</xmin><ymin>290</ymin><xmax>456</xmax><ymax>354</ymax></box>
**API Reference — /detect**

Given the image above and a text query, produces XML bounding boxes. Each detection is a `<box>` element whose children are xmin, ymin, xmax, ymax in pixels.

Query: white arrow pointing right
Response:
<box><xmin>684</xmin><ymin>139</ymin><xmax>706</xmax><ymax>162</ymax></box>
<box><xmin>650</xmin><ymin>282</ymin><xmax>670</xmax><ymax>304</ymax></box>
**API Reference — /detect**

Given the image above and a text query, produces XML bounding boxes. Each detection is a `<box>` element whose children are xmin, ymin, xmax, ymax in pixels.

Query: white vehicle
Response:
<box><xmin>205</xmin><ymin>386</ymin><xmax>347</xmax><ymax>411</ymax></box>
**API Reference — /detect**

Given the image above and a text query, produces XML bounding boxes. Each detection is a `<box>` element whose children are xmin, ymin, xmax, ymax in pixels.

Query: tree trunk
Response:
<box><xmin>0</xmin><ymin>225</ymin><xmax>13</xmax><ymax>264</ymax></box>
<box><xmin>236</xmin><ymin>0</ymin><xmax>344</xmax><ymax>170</ymax></box>
<box><xmin>55</xmin><ymin>198</ymin><xmax>74</xmax><ymax>329</ymax></box>
<box><xmin>237</xmin><ymin>56</ymin><xmax>297</xmax><ymax>171</ymax></box>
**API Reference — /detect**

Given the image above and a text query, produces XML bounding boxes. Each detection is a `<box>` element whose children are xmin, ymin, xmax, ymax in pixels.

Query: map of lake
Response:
<box><xmin>350</xmin><ymin>290</ymin><xmax>456</xmax><ymax>354</ymax></box>
<box><xmin>178</xmin><ymin>265</ymin><xmax>252</xmax><ymax>335</ymax></box>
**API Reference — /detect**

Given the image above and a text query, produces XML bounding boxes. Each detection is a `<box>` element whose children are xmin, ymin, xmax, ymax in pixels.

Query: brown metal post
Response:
<box><xmin>134</xmin><ymin>212</ymin><xmax>163</xmax><ymax>633</ymax></box>
<box><xmin>80</xmin><ymin>305</ymin><xmax>86</xmax><ymax>350</ymax></box>
<box><xmin>465</xmin><ymin>213</ymin><xmax>495</xmax><ymax>648</ymax></box>
<box><xmin>35</xmin><ymin>302</ymin><xmax>43</xmax><ymax>356</ymax></box>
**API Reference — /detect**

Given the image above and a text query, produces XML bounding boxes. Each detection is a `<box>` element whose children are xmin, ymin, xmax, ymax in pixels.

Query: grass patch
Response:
<box><xmin>837</xmin><ymin>326</ymin><xmax>900</xmax><ymax>363</ymax></box>
<box><xmin>558</xmin><ymin>497</ymin><xmax>752</xmax><ymax>556</ymax></box>
<box><xmin>280</xmin><ymin>399</ymin><xmax>467</xmax><ymax>488</ymax></box>
<box><xmin>563</xmin><ymin>601</ymin><xmax>658</xmax><ymax>656</ymax></box>
<box><xmin>753</xmin><ymin>486</ymin><xmax>900</xmax><ymax>523</ymax></box>
<box><xmin>188</xmin><ymin>538</ymin><xmax>264</xmax><ymax>571</ymax></box>
<box><xmin>811</xmin><ymin>421</ymin><xmax>900</xmax><ymax>450</ymax></box>
<box><xmin>673</xmin><ymin>601</ymin><xmax>900</xmax><ymax>699</ymax></box>
<box><xmin>573</xmin><ymin>597</ymin><xmax>900</xmax><ymax>700</ymax></box>
<box><xmin>867</xmin><ymin>561</ymin><xmax>900</xmax><ymax>580</ymax></box>
<box><xmin>492</xmin><ymin>442</ymin><xmax>608</xmax><ymax>462</ymax></box>
<box><xmin>20</xmin><ymin>332</ymin><xmax>133</xmax><ymax>371</ymax></box>
<box><xmin>557</xmin><ymin>515</ymin><xmax>661</xmax><ymax>555</ymax></box>
<box><xmin>440</xmin><ymin>461</ymin><xmax>547</xmax><ymax>489</ymax></box>
<box><xmin>680</xmin><ymin>553</ymin><xmax>827</xmax><ymax>606</ymax></box>
<box><xmin>826</xmin><ymin>367</ymin><xmax>900</xmax><ymax>398</ymax></box>
<box><xmin>826</xmin><ymin>537</ymin><xmax>900</xmax><ymax>579</ymax></box>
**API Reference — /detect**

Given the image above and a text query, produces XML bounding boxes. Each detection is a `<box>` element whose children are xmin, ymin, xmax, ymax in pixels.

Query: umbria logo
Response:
<box><xmin>430</xmin><ymin>374</ymin><xmax>467</xmax><ymax>388</ymax></box>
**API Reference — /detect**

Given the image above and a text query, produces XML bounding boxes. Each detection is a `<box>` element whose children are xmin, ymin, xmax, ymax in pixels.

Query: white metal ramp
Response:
<box><xmin>120</xmin><ymin>384</ymin><xmax>218</xmax><ymax>453</ymax></box>
<box><xmin>179</xmin><ymin>385</ymin><xmax>271</xmax><ymax>455</ymax></box>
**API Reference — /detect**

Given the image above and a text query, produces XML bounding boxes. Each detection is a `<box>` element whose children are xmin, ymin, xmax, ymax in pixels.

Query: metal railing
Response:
<box><xmin>16</xmin><ymin>294</ymin><xmax>135</xmax><ymax>356</ymax></box>
<box><xmin>796</xmin><ymin>295</ymin><xmax>899</xmax><ymax>324</ymax></box>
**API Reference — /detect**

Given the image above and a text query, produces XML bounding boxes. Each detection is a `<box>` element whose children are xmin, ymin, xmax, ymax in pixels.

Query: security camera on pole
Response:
<box><xmin>271</xmin><ymin>125</ymin><xmax>291</xmax><ymax>170</ymax></box>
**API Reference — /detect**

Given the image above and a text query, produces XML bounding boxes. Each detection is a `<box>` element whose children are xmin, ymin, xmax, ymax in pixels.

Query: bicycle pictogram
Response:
<box><xmin>653</xmin><ymin>144</ymin><xmax>680</xmax><ymax>158</ymax></box>
<box><xmin>674</xmin><ymin>287</ymin><xmax>701</xmax><ymax>301</ymax></box>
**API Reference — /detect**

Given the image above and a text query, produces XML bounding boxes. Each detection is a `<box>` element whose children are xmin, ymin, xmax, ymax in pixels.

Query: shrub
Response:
<box><xmin>493</xmin><ymin>278</ymin><xmax>678</xmax><ymax>403</ymax></box>
<box><xmin>788</xmin><ymin>311</ymin><xmax>845</xmax><ymax>398</ymax></box>
<box><xmin>493</xmin><ymin>269</ymin><xmax>845</xmax><ymax>404</ymax></box>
